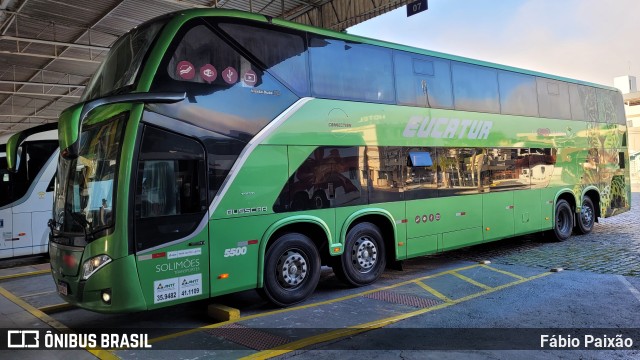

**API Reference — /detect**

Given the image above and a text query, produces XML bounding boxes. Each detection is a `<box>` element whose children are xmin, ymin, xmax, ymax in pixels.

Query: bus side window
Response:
<box><xmin>309</xmin><ymin>36</ymin><xmax>394</xmax><ymax>103</ymax></box>
<box><xmin>394</xmin><ymin>52</ymin><xmax>453</xmax><ymax>109</ymax></box>
<box><xmin>452</xmin><ymin>62</ymin><xmax>500</xmax><ymax>114</ymax></box>
<box><xmin>498</xmin><ymin>71</ymin><xmax>538</xmax><ymax>117</ymax></box>
<box><xmin>274</xmin><ymin>146</ymin><xmax>367</xmax><ymax>212</ymax></box>
<box><xmin>537</xmin><ymin>78</ymin><xmax>571</xmax><ymax>120</ymax></box>
<box><xmin>135</xmin><ymin>126</ymin><xmax>207</xmax><ymax>251</ymax></box>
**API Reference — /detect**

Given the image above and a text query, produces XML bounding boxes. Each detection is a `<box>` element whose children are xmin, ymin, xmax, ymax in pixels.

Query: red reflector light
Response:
<box><xmin>152</xmin><ymin>252</ymin><xmax>166</xmax><ymax>259</ymax></box>
<box><xmin>248</xmin><ymin>240</ymin><xmax>258</xmax><ymax>245</ymax></box>
<box><xmin>63</xmin><ymin>254</ymin><xmax>76</xmax><ymax>268</ymax></box>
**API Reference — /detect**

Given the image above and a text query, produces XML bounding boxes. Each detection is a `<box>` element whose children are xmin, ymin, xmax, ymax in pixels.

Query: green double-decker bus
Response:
<box><xmin>49</xmin><ymin>9</ymin><xmax>630</xmax><ymax>313</ymax></box>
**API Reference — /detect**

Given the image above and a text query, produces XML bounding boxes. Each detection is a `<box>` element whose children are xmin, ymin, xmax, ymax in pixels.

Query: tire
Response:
<box><xmin>261</xmin><ymin>233</ymin><xmax>321</xmax><ymax>307</ymax></box>
<box><xmin>575</xmin><ymin>196</ymin><xmax>595</xmax><ymax>235</ymax></box>
<box><xmin>549</xmin><ymin>199</ymin><xmax>574</xmax><ymax>242</ymax></box>
<box><xmin>333</xmin><ymin>222</ymin><xmax>386</xmax><ymax>286</ymax></box>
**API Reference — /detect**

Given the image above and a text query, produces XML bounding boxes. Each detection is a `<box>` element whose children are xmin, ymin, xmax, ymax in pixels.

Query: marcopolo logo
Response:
<box><xmin>403</xmin><ymin>116</ymin><xmax>493</xmax><ymax>140</ymax></box>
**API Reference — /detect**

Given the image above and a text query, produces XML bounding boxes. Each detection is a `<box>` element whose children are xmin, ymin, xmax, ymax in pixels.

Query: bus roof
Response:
<box><xmin>158</xmin><ymin>8</ymin><xmax>617</xmax><ymax>93</ymax></box>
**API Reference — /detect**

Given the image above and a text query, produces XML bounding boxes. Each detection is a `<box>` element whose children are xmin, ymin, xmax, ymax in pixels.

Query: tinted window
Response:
<box><xmin>309</xmin><ymin>37</ymin><xmax>394</xmax><ymax>103</ymax></box>
<box><xmin>151</xmin><ymin>21</ymin><xmax>298</xmax><ymax>143</ymax></box>
<box><xmin>1</xmin><ymin>140</ymin><xmax>57</xmax><ymax>206</ymax></box>
<box><xmin>82</xmin><ymin>21</ymin><xmax>165</xmax><ymax>101</ymax></box>
<box><xmin>436</xmin><ymin>148</ymin><xmax>484</xmax><ymax>196</ymax></box>
<box><xmin>218</xmin><ymin>22</ymin><xmax>309</xmax><ymax>95</ymax></box>
<box><xmin>135</xmin><ymin>126</ymin><xmax>207</xmax><ymax>251</ymax></box>
<box><xmin>404</xmin><ymin>147</ymin><xmax>438</xmax><ymax>200</ymax></box>
<box><xmin>597</xmin><ymin>89</ymin><xmax>626</xmax><ymax>125</ymax></box>
<box><xmin>537</xmin><ymin>78</ymin><xmax>571</xmax><ymax>119</ymax></box>
<box><xmin>452</xmin><ymin>63</ymin><xmax>500</xmax><ymax>113</ymax></box>
<box><xmin>484</xmin><ymin>148</ymin><xmax>530</xmax><ymax>191</ymax></box>
<box><xmin>568</xmin><ymin>84</ymin><xmax>595</xmax><ymax>121</ymax></box>
<box><xmin>395</xmin><ymin>52</ymin><xmax>453</xmax><ymax>108</ymax></box>
<box><xmin>202</xmin><ymin>134</ymin><xmax>246</xmax><ymax>201</ymax></box>
<box><xmin>498</xmin><ymin>71</ymin><xmax>538</xmax><ymax>116</ymax></box>
<box><xmin>275</xmin><ymin>146</ymin><xmax>366</xmax><ymax>212</ymax></box>
<box><xmin>529</xmin><ymin>148</ymin><xmax>556</xmax><ymax>189</ymax></box>
<box><xmin>367</xmin><ymin>146</ymin><xmax>404</xmax><ymax>203</ymax></box>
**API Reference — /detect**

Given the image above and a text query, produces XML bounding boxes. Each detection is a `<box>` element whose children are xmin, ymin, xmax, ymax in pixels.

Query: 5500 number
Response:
<box><xmin>223</xmin><ymin>246</ymin><xmax>248</xmax><ymax>257</ymax></box>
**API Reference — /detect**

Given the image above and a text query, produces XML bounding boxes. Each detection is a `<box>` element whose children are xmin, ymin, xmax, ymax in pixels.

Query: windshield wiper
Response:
<box><xmin>66</xmin><ymin>207</ymin><xmax>95</xmax><ymax>242</ymax></box>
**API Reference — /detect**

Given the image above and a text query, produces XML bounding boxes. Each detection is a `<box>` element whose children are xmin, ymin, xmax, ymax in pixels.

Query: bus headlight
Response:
<box><xmin>82</xmin><ymin>255</ymin><xmax>112</xmax><ymax>280</ymax></box>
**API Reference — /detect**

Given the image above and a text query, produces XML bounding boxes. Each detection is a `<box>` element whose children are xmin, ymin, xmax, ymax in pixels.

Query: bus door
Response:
<box><xmin>133</xmin><ymin>125</ymin><xmax>210</xmax><ymax>309</ymax></box>
<box><xmin>0</xmin><ymin>207</ymin><xmax>13</xmax><ymax>258</ymax></box>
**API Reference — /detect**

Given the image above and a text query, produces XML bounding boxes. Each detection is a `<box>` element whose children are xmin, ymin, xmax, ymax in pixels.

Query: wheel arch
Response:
<box><xmin>554</xmin><ymin>189</ymin><xmax>577</xmax><ymax>213</ymax></box>
<box><xmin>340</xmin><ymin>208</ymin><xmax>398</xmax><ymax>266</ymax></box>
<box><xmin>257</xmin><ymin>215</ymin><xmax>332</xmax><ymax>288</ymax></box>
<box><xmin>581</xmin><ymin>186</ymin><xmax>601</xmax><ymax>219</ymax></box>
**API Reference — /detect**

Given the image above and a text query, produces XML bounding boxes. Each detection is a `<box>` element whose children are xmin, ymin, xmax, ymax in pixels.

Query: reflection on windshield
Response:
<box><xmin>81</xmin><ymin>20</ymin><xmax>165</xmax><ymax>101</ymax></box>
<box><xmin>53</xmin><ymin>115</ymin><xmax>126</xmax><ymax>236</ymax></box>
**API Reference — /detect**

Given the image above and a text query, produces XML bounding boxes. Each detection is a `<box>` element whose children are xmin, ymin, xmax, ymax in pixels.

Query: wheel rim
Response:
<box><xmin>276</xmin><ymin>249</ymin><xmax>308</xmax><ymax>289</ymax></box>
<box><xmin>581</xmin><ymin>204</ymin><xmax>594</xmax><ymax>228</ymax></box>
<box><xmin>556</xmin><ymin>207</ymin><xmax>571</xmax><ymax>235</ymax></box>
<box><xmin>351</xmin><ymin>236</ymin><xmax>378</xmax><ymax>273</ymax></box>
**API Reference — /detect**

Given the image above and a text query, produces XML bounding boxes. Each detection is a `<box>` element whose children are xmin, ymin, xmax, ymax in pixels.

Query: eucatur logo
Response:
<box><xmin>403</xmin><ymin>116</ymin><xmax>493</xmax><ymax>140</ymax></box>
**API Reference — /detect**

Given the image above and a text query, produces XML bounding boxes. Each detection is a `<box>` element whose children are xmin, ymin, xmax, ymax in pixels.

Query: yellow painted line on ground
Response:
<box><xmin>148</xmin><ymin>263</ymin><xmax>483</xmax><ymax>345</ymax></box>
<box><xmin>450</xmin><ymin>272</ymin><xmax>493</xmax><ymax>290</ymax></box>
<box><xmin>413</xmin><ymin>280</ymin><xmax>453</xmax><ymax>303</ymax></box>
<box><xmin>241</xmin><ymin>271</ymin><xmax>554</xmax><ymax>360</ymax></box>
<box><xmin>480</xmin><ymin>264</ymin><xmax>525</xmax><ymax>280</ymax></box>
<box><xmin>0</xmin><ymin>269</ymin><xmax>50</xmax><ymax>281</ymax></box>
<box><xmin>0</xmin><ymin>285</ymin><xmax>118</xmax><ymax>360</ymax></box>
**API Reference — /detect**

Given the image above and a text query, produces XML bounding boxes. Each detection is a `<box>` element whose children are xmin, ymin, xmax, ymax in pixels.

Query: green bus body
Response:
<box><xmin>48</xmin><ymin>9</ymin><xmax>631</xmax><ymax>313</ymax></box>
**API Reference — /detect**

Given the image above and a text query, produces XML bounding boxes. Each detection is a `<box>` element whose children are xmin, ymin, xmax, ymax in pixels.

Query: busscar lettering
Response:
<box><xmin>226</xmin><ymin>206</ymin><xmax>268</xmax><ymax>215</ymax></box>
<box><xmin>403</xmin><ymin>116</ymin><xmax>493</xmax><ymax>140</ymax></box>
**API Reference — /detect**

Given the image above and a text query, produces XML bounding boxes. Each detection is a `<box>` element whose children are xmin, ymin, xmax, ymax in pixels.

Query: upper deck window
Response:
<box><xmin>149</xmin><ymin>19</ymin><xmax>299</xmax><ymax>142</ymax></box>
<box><xmin>309</xmin><ymin>36</ymin><xmax>395</xmax><ymax>103</ymax></box>
<box><xmin>82</xmin><ymin>21</ymin><xmax>165</xmax><ymax>101</ymax></box>
<box><xmin>218</xmin><ymin>22</ymin><xmax>309</xmax><ymax>96</ymax></box>
<box><xmin>452</xmin><ymin>63</ymin><xmax>500</xmax><ymax>114</ymax></box>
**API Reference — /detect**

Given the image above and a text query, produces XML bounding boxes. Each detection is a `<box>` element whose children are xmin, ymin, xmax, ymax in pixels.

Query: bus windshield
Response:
<box><xmin>81</xmin><ymin>20</ymin><xmax>166</xmax><ymax>101</ymax></box>
<box><xmin>53</xmin><ymin>115</ymin><xmax>126</xmax><ymax>237</ymax></box>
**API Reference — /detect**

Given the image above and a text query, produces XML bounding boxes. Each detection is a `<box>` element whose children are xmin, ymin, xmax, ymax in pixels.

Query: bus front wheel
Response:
<box><xmin>549</xmin><ymin>199</ymin><xmax>574</xmax><ymax>242</ymax></box>
<box><xmin>333</xmin><ymin>222</ymin><xmax>386</xmax><ymax>287</ymax></box>
<box><xmin>261</xmin><ymin>233</ymin><xmax>321</xmax><ymax>307</ymax></box>
<box><xmin>575</xmin><ymin>196</ymin><xmax>595</xmax><ymax>235</ymax></box>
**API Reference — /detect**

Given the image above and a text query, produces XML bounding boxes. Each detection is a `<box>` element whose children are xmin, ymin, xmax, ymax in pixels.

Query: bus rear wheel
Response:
<box><xmin>575</xmin><ymin>196</ymin><xmax>595</xmax><ymax>235</ymax></box>
<box><xmin>333</xmin><ymin>222</ymin><xmax>386</xmax><ymax>287</ymax></box>
<box><xmin>548</xmin><ymin>199</ymin><xmax>574</xmax><ymax>242</ymax></box>
<box><xmin>261</xmin><ymin>233</ymin><xmax>321</xmax><ymax>307</ymax></box>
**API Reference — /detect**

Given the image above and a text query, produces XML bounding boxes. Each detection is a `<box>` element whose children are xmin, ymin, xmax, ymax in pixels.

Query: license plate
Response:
<box><xmin>57</xmin><ymin>281</ymin><xmax>68</xmax><ymax>296</ymax></box>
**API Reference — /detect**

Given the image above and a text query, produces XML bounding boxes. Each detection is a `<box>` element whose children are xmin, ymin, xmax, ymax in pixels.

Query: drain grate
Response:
<box><xmin>206</xmin><ymin>323</ymin><xmax>290</xmax><ymax>350</ymax></box>
<box><xmin>363</xmin><ymin>290</ymin><xmax>444</xmax><ymax>308</ymax></box>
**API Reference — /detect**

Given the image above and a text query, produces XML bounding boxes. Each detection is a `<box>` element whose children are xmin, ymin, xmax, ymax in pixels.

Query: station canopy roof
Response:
<box><xmin>0</xmin><ymin>0</ymin><xmax>411</xmax><ymax>135</ymax></box>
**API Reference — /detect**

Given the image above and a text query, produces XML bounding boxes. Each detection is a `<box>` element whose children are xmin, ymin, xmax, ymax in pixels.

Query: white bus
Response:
<box><xmin>0</xmin><ymin>123</ymin><xmax>58</xmax><ymax>259</ymax></box>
